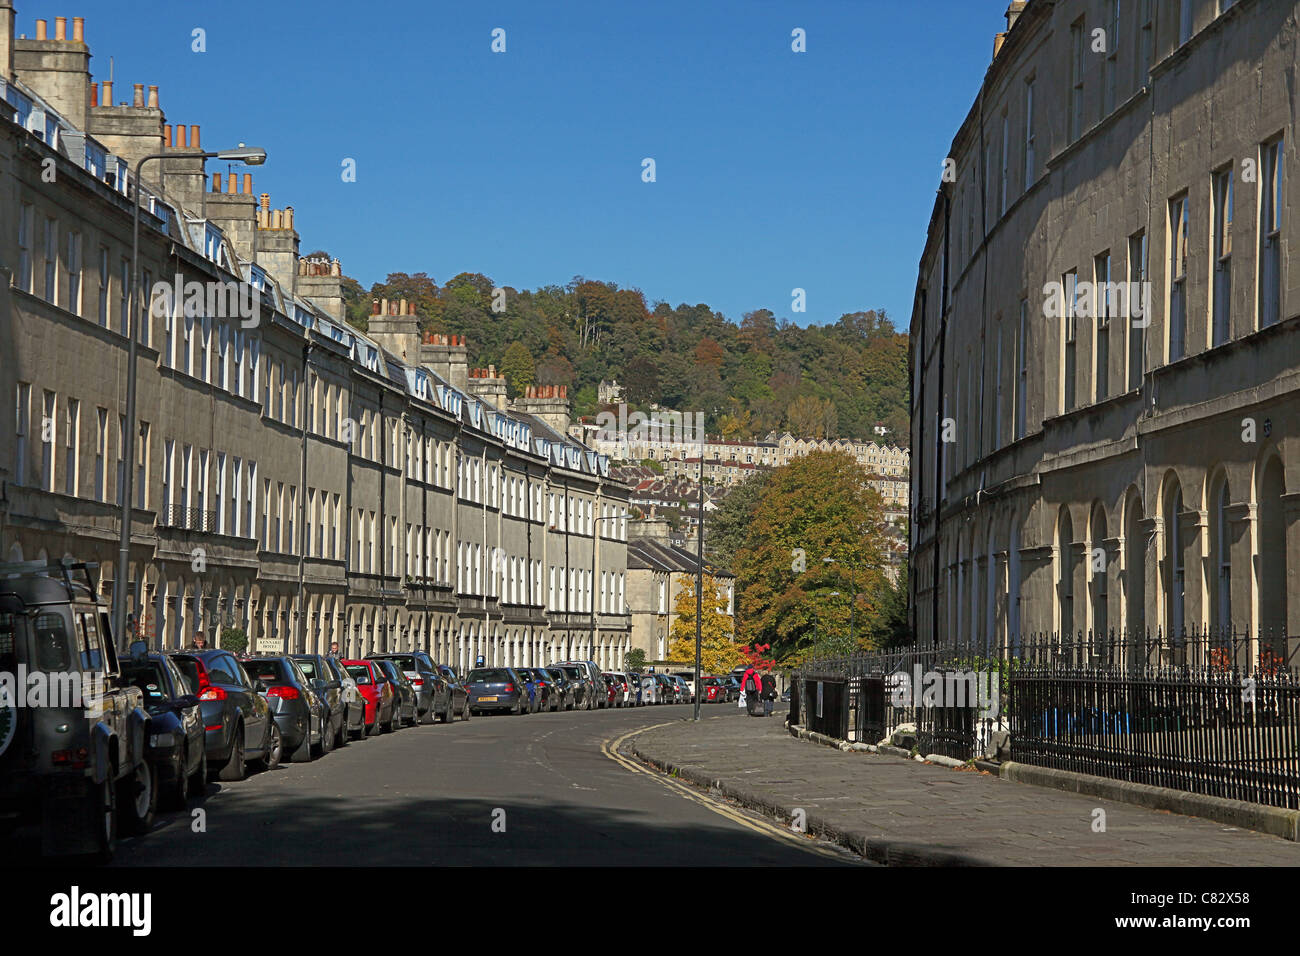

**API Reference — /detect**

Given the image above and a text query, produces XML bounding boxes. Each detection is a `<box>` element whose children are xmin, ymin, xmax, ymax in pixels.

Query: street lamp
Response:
<box><xmin>113</xmin><ymin>145</ymin><xmax>267</xmax><ymax>650</ymax></box>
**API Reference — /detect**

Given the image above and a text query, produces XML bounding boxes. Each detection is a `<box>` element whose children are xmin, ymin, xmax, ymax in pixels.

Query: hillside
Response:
<box><xmin>327</xmin><ymin>264</ymin><xmax>910</xmax><ymax>445</ymax></box>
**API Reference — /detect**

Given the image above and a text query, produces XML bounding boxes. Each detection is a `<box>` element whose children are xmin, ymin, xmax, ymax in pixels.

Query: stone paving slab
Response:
<box><xmin>624</xmin><ymin>710</ymin><xmax>1300</xmax><ymax>866</ymax></box>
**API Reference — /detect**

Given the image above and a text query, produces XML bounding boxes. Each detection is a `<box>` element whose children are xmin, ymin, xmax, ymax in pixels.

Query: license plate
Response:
<box><xmin>479</xmin><ymin>696</ymin><xmax>497</xmax><ymax>702</ymax></box>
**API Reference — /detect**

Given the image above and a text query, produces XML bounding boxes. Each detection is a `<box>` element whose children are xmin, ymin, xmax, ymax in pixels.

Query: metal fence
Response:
<box><xmin>791</xmin><ymin>627</ymin><xmax>1300</xmax><ymax>809</ymax></box>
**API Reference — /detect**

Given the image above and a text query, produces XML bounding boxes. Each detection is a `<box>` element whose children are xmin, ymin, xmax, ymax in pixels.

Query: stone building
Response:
<box><xmin>909</xmin><ymin>0</ymin><xmax>1296</xmax><ymax>662</ymax></box>
<box><xmin>0</xmin><ymin>6</ymin><xmax>632</xmax><ymax>671</ymax></box>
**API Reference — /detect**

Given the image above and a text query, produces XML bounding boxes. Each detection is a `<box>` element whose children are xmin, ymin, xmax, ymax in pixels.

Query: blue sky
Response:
<box><xmin>58</xmin><ymin>0</ymin><xmax>1002</xmax><ymax>329</ymax></box>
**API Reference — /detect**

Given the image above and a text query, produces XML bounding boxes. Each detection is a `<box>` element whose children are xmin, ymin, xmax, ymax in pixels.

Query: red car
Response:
<box><xmin>704</xmin><ymin>677</ymin><xmax>727</xmax><ymax>703</ymax></box>
<box><xmin>341</xmin><ymin>659</ymin><xmax>395</xmax><ymax>735</ymax></box>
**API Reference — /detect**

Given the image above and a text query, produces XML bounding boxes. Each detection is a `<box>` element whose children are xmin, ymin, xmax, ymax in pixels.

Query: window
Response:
<box><xmin>14</xmin><ymin>384</ymin><xmax>31</xmax><ymax>488</ymax></box>
<box><xmin>231</xmin><ymin>457</ymin><xmax>241</xmax><ymax>536</ymax></box>
<box><xmin>63</xmin><ymin>398</ymin><xmax>79</xmax><ymax>496</ymax></box>
<box><xmin>41</xmin><ymin>390</ymin><xmax>56</xmax><ymax>491</ymax></box>
<box><xmin>1094</xmin><ymin>252</ymin><xmax>1111</xmax><ymax>401</ymax></box>
<box><xmin>17</xmin><ymin>204</ymin><xmax>33</xmax><ymax>293</ymax></box>
<box><xmin>1063</xmin><ymin>271</ymin><xmax>1079</xmax><ymax>412</ymax></box>
<box><xmin>275</xmin><ymin>482</ymin><xmax>284</xmax><ymax>552</ymax></box>
<box><xmin>119</xmin><ymin>258</ymin><xmax>129</xmax><ymax>337</ymax></box>
<box><xmin>43</xmin><ymin>218</ymin><xmax>58</xmax><ymax>305</ymax></box>
<box><xmin>1168</xmin><ymin>194</ymin><xmax>1189</xmax><ymax>361</ymax></box>
<box><xmin>216</xmin><ymin>453</ymin><xmax>227</xmax><ymax>534</ymax></box>
<box><xmin>1127</xmin><ymin>231</ymin><xmax>1148</xmax><ymax>389</ymax></box>
<box><xmin>999</xmin><ymin>112</ymin><xmax>1009</xmax><ymax>215</ymax></box>
<box><xmin>94</xmin><ymin>407</ymin><xmax>107</xmax><ymax>501</ymax></box>
<box><xmin>994</xmin><ymin>320</ymin><xmax>1004</xmax><ymax>448</ymax></box>
<box><xmin>162</xmin><ymin>440</ymin><xmax>175</xmax><ymax>519</ymax></box>
<box><xmin>1212</xmin><ymin>165</ymin><xmax>1233</xmax><ymax>345</ymax></box>
<box><xmin>66</xmin><ymin>232</ymin><xmax>82</xmax><ymax>316</ymax></box>
<box><xmin>137</xmin><ymin>422</ymin><xmax>149</xmax><ymax>510</ymax></box>
<box><xmin>1259</xmin><ymin>137</ymin><xmax>1283</xmax><ymax>328</ymax></box>
<box><xmin>245</xmin><ymin>461</ymin><xmax>257</xmax><ymax>540</ymax></box>
<box><xmin>1137</xmin><ymin>0</ymin><xmax>1154</xmax><ymax>83</ymax></box>
<box><xmin>116</xmin><ymin>415</ymin><xmax>126</xmax><ymax>505</ymax></box>
<box><xmin>1069</xmin><ymin>20</ymin><xmax>1085</xmax><ymax>143</ymax></box>
<box><xmin>97</xmin><ymin>246</ymin><xmax>109</xmax><ymax>327</ymax></box>
<box><xmin>1178</xmin><ymin>0</ymin><xmax>1193</xmax><ymax>45</ymax></box>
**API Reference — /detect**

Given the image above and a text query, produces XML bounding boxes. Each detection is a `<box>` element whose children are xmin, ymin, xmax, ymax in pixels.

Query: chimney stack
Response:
<box><xmin>13</xmin><ymin>11</ymin><xmax>92</xmax><ymax>128</ymax></box>
<box><xmin>0</xmin><ymin>2</ymin><xmax>13</xmax><ymax>84</ymax></box>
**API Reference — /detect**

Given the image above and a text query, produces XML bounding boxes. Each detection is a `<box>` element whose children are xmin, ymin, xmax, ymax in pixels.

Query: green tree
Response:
<box><xmin>499</xmin><ymin>341</ymin><xmax>535</xmax><ymax>398</ymax></box>
<box><xmin>734</xmin><ymin>452</ymin><xmax>890</xmax><ymax>663</ymax></box>
<box><xmin>624</xmin><ymin>648</ymin><xmax>647</xmax><ymax>672</ymax></box>
<box><xmin>220</xmin><ymin>627</ymin><xmax>248</xmax><ymax>654</ymax></box>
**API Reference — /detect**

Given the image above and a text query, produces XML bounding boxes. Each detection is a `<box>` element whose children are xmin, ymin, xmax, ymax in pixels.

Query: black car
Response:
<box><xmin>514</xmin><ymin>668</ymin><xmax>555</xmax><ymax>712</ymax></box>
<box><xmin>436</xmin><ymin>664</ymin><xmax>472</xmax><ymax>721</ymax></box>
<box><xmin>552</xmin><ymin>665</ymin><xmax>592</xmax><ymax>709</ymax></box>
<box><xmin>122</xmin><ymin>652</ymin><xmax>207</xmax><ymax>810</ymax></box>
<box><xmin>374</xmin><ymin>659</ymin><xmax>419</xmax><ymax>728</ymax></box>
<box><xmin>292</xmin><ymin>653</ymin><xmax>347</xmax><ymax>749</ymax></box>
<box><xmin>244</xmin><ymin>655</ymin><xmax>331</xmax><ymax>763</ymax></box>
<box><xmin>368</xmin><ymin>651</ymin><xmax>450</xmax><ymax>724</ymax></box>
<box><xmin>465</xmin><ymin>667</ymin><xmax>528</xmax><ymax>715</ymax></box>
<box><xmin>170</xmin><ymin>649</ymin><xmax>277</xmax><ymax>781</ymax></box>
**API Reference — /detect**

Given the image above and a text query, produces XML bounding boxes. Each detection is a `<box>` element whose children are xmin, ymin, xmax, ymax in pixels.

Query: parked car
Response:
<box><xmin>244</xmin><ymin>656</ymin><xmax>326</xmax><ymax>763</ymax></box>
<box><xmin>466</xmin><ymin>667</ymin><xmax>528</xmax><ymax>715</ymax></box>
<box><xmin>292</xmin><ymin>653</ymin><xmax>346</xmax><ymax>750</ymax></box>
<box><xmin>514</xmin><ymin>668</ymin><xmax>554</xmax><ymax>712</ymax></box>
<box><xmin>323</xmin><ymin>656</ymin><xmax>367</xmax><ymax>740</ymax></box>
<box><xmin>342</xmin><ymin>659</ymin><xmax>395</xmax><ymax>734</ymax></box>
<box><xmin>373</xmin><ymin>660</ymin><xmax>419</xmax><ymax>728</ymax></box>
<box><xmin>702</xmin><ymin>676</ymin><xmax>728</xmax><ymax>703</ymax></box>
<box><xmin>170</xmin><ymin>648</ymin><xmax>277</xmax><ymax>782</ymax></box>
<box><xmin>122</xmin><ymin>651</ymin><xmax>207</xmax><ymax>809</ymax></box>
<box><xmin>539</xmin><ymin>666</ymin><xmax>573</xmax><ymax>711</ymax></box>
<box><xmin>723</xmin><ymin>676</ymin><xmax>741</xmax><ymax>702</ymax></box>
<box><xmin>553</xmin><ymin>663</ymin><xmax>597</xmax><ymax>710</ymax></box>
<box><xmin>0</xmin><ymin>560</ymin><xmax>152</xmax><ymax>860</ymax></box>
<box><xmin>602</xmin><ymin>673</ymin><xmax>617</xmax><ymax>707</ymax></box>
<box><xmin>672</xmin><ymin>672</ymin><xmax>700</xmax><ymax>703</ymax></box>
<box><xmin>635</xmin><ymin>672</ymin><xmax>658</xmax><ymax>704</ymax></box>
<box><xmin>604</xmin><ymin>671</ymin><xmax>630</xmax><ymax>707</ymax></box>
<box><xmin>654</xmin><ymin>673</ymin><xmax>680</xmax><ymax>703</ymax></box>
<box><xmin>368</xmin><ymin>651</ymin><xmax>450</xmax><ymax>724</ymax></box>
<box><xmin>436</xmin><ymin>664</ymin><xmax>472</xmax><ymax>721</ymax></box>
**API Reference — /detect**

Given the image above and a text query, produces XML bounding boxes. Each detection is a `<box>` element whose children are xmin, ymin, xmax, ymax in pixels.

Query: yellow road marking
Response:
<box><xmin>602</xmin><ymin>723</ymin><xmax>851</xmax><ymax>862</ymax></box>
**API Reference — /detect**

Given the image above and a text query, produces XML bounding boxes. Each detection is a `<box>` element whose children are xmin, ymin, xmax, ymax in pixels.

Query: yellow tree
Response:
<box><xmin>666</xmin><ymin>573</ymin><xmax>740</xmax><ymax>673</ymax></box>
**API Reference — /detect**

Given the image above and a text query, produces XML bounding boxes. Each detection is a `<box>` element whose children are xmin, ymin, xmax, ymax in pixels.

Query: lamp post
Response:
<box><xmin>113</xmin><ymin>145</ymin><xmax>266</xmax><ymax>650</ymax></box>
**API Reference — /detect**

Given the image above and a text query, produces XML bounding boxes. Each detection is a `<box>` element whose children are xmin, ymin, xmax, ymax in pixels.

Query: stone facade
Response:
<box><xmin>909</xmin><ymin>0</ymin><xmax>1298</xmax><ymax>659</ymax></box>
<box><xmin>0</xmin><ymin>8</ymin><xmax>632</xmax><ymax>671</ymax></box>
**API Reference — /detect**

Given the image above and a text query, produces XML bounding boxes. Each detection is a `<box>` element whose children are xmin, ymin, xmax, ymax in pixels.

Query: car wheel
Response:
<box><xmin>87</xmin><ymin>774</ymin><xmax>117</xmax><ymax>863</ymax></box>
<box><xmin>217</xmin><ymin>726</ymin><xmax>247</xmax><ymax>781</ymax></box>
<box><xmin>187</xmin><ymin>748</ymin><xmax>208</xmax><ymax>799</ymax></box>
<box><xmin>383</xmin><ymin>707</ymin><xmax>395</xmax><ymax>734</ymax></box>
<box><xmin>168</xmin><ymin>752</ymin><xmax>188</xmax><ymax>810</ymax></box>
<box><xmin>336</xmin><ymin>711</ymin><xmax>349</xmax><ymax>748</ymax></box>
<box><xmin>291</xmin><ymin>721</ymin><xmax>315</xmax><ymax>762</ymax></box>
<box><xmin>461</xmin><ymin>698</ymin><xmax>471</xmax><ymax>721</ymax></box>
<box><xmin>118</xmin><ymin>760</ymin><xmax>156</xmax><ymax>835</ymax></box>
<box><xmin>259</xmin><ymin>723</ymin><xmax>283</xmax><ymax>772</ymax></box>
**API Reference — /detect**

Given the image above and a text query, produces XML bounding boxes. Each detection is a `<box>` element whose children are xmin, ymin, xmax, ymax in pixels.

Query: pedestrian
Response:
<box><xmin>761</xmin><ymin>672</ymin><xmax>777</xmax><ymax>717</ymax></box>
<box><xmin>742</xmin><ymin>666</ymin><xmax>764</xmax><ymax>716</ymax></box>
<box><xmin>329</xmin><ymin>640</ymin><xmax>340</xmax><ymax>657</ymax></box>
<box><xmin>191</xmin><ymin>631</ymin><xmax>207</xmax><ymax>650</ymax></box>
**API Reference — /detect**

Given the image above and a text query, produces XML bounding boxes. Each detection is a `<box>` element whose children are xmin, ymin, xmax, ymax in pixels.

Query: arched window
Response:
<box><xmin>1008</xmin><ymin>516</ymin><xmax>1022</xmax><ymax>653</ymax></box>
<box><xmin>1123</xmin><ymin>490</ymin><xmax>1146</xmax><ymax>648</ymax></box>
<box><xmin>1058</xmin><ymin>508</ymin><xmax>1076</xmax><ymax>640</ymax></box>
<box><xmin>1090</xmin><ymin>505</ymin><xmax>1108</xmax><ymax>647</ymax></box>
<box><xmin>1164</xmin><ymin>479</ymin><xmax>1185</xmax><ymax>640</ymax></box>
<box><xmin>1208</xmin><ymin>475</ymin><xmax>1232</xmax><ymax>637</ymax></box>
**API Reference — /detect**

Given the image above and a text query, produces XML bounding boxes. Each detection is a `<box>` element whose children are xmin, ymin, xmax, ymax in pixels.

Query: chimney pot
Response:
<box><xmin>399</xmin><ymin>298</ymin><xmax>407</xmax><ymax>315</ymax></box>
<box><xmin>133</xmin><ymin>84</ymin><xmax>144</xmax><ymax>108</ymax></box>
<box><xmin>259</xmin><ymin>192</ymin><xmax>270</xmax><ymax>211</ymax></box>
<box><xmin>272</xmin><ymin>209</ymin><xmax>283</xmax><ymax>229</ymax></box>
<box><xmin>54</xmin><ymin>16</ymin><xmax>66</xmax><ymax>40</ymax></box>
<box><xmin>372</xmin><ymin>299</ymin><xmax>380</xmax><ymax>315</ymax></box>
<box><xmin>226</xmin><ymin>172</ymin><xmax>236</xmax><ymax>194</ymax></box>
<box><xmin>90</xmin><ymin>82</ymin><xmax>98</xmax><ymax>108</ymax></box>
<box><xmin>147</xmin><ymin>85</ymin><xmax>159</xmax><ymax>108</ymax></box>
<box><xmin>179</xmin><ymin>125</ymin><xmax>189</xmax><ymax>149</ymax></box>
<box><xmin>242</xmin><ymin>173</ymin><xmax>252</xmax><ymax>195</ymax></box>
<box><xmin>73</xmin><ymin>17</ymin><xmax>84</xmax><ymax>42</ymax></box>
<box><xmin>285</xmin><ymin>206</ymin><xmax>293</xmax><ymax>230</ymax></box>
<box><xmin>190</xmin><ymin>125</ymin><xmax>200</xmax><ymax>149</ymax></box>
<box><xmin>102</xmin><ymin>80</ymin><xmax>113</xmax><ymax>105</ymax></box>
<box><xmin>211</xmin><ymin>172</ymin><xmax>221</xmax><ymax>192</ymax></box>
<box><xmin>381</xmin><ymin>298</ymin><xmax>389</xmax><ymax>315</ymax></box>
<box><xmin>35</xmin><ymin>19</ymin><xmax>47</xmax><ymax>40</ymax></box>
<box><xmin>164</xmin><ymin>123</ymin><xmax>172</xmax><ymax>146</ymax></box>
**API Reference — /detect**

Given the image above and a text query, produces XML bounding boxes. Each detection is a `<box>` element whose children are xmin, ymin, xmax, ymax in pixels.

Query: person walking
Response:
<box><xmin>742</xmin><ymin>666</ymin><xmax>764</xmax><ymax>716</ymax></box>
<box><xmin>191</xmin><ymin>631</ymin><xmax>207</xmax><ymax>650</ymax></box>
<box><xmin>761</xmin><ymin>672</ymin><xmax>777</xmax><ymax>717</ymax></box>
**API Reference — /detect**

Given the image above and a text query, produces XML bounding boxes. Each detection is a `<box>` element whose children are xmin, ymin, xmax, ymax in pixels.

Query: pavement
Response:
<box><xmin>622</xmin><ymin>705</ymin><xmax>1300</xmax><ymax>865</ymax></box>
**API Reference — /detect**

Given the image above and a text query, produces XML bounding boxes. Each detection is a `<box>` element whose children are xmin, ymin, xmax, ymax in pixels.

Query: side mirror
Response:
<box><xmin>174</xmin><ymin>694</ymin><xmax>200</xmax><ymax>710</ymax></box>
<box><xmin>327</xmin><ymin>680</ymin><xmax>341</xmax><ymax>690</ymax></box>
<box><xmin>312</xmin><ymin>678</ymin><xmax>327</xmax><ymax>692</ymax></box>
<box><xmin>254</xmin><ymin>679</ymin><xmax>268</xmax><ymax>693</ymax></box>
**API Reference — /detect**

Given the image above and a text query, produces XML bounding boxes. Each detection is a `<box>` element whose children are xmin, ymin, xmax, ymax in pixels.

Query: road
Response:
<box><xmin>87</xmin><ymin>702</ymin><xmax>859</xmax><ymax>866</ymax></box>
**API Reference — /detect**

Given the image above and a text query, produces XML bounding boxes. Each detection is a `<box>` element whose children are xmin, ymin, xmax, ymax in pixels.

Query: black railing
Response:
<box><xmin>158</xmin><ymin>504</ymin><xmax>217</xmax><ymax>532</ymax></box>
<box><xmin>792</xmin><ymin>627</ymin><xmax>1300</xmax><ymax>809</ymax></box>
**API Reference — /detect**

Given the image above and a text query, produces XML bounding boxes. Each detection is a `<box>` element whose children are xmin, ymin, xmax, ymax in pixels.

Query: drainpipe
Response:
<box><xmin>932</xmin><ymin>185</ymin><xmax>952</xmax><ymax>647</ymax></box>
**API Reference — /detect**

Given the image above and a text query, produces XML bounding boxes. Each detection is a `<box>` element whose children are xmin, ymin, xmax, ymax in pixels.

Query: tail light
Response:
<box><xmin>411</xmin><ymin>678</ymin><xmax>424</xmax><ymax>686</ymax></box>
<box><xmin>52</xmin><ymin>747</ymin><xmax>89</xmax><ymax>768</ymax></box>
<box><xmin>267</xmin><ymin>685</ymin><xmax>300</xmax><ymax>701</ymax></box>
<box><xmin>504</xmin><ymin>683</ymin><xmax>515</xmax><ymax>693</ymax></box>
<box><xmin>199</xmin><ymin>685</ymin><xmax>227</xmax><ymax>701</ymax></box>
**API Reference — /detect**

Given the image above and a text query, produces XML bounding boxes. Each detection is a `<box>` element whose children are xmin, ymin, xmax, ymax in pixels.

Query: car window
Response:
<box><xmin>76</xmin><ymin>612</ymin><xmax>104</xmax><ymax>671</ymax></box>
<box><xmin>289</xmin><ymin>658</ymin><xmax>312</xmax><ymax>684</ymax></box>
<box><xmin>345</xmin><ymin>664</ymin><xmax>371</xmax><ymax>684</ymax></box>
<box><xmin>246</xmin><ymin>659</ymin><xmax>287</xmax><ymax>684</ymax></box>
<box><xmin>0</xmin><ymin>613</ymin><xmax>18</xmax><ymax>676</ymax></box>
<box><xmin>295</xmin><ymin>657</ymin><xmax>319</xmax><ymax>679</ymax></box>
<box><xmin>468</xmin><ymin>668</ymin><xmax>511</xmax><ymax>682</ymax></box>
<box><xmin>325</xmin><ymin>658</ymin><xmax>345</xmax><ymax>681</ymax></box>
<box><xmin>124</xmin><ymin>662</ymin><xmax>170</xmax><ymax>709</ymax></box>
<box><xmin>31</xmin><ymin>611</ymin><xmax>74</xmax><ymax>672</ymax></box>
<box><xmin>204</xmin><ymin>654</ymin><xmax>237</xmax><ymax>685</ymax></box>
<box><xmin>172</xmin><ymin>655</ymin><xmax>201</xmax><ymax>693</ymax></box>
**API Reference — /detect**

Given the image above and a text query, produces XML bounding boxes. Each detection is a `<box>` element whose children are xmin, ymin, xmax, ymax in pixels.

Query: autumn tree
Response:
<box><xmin>734</xmin><ymin>451</ymin><xmax>890</xmax><ymax>663</ymax></box>
<box><xmin>666</xmin><ymin>573</ymin><xmax>740</xmax><ymax>673</ymax></box>
<box><xmin>499</xmin><ymin>341</ymin><xmax>535</xmax><ymax>398</ymax></box>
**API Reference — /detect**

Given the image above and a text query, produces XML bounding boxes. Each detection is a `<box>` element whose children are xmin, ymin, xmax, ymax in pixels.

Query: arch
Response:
<box><xmin>1057</xmin><ymin>505</ymin><xmax>1076</xmax><ymax>639</ymax></box>
<box><xmin>1088</xmin><ymin>501</ymin><xmax>1109</xmax><ymax>646</ymax></box>
<box><xmin>1122</xmin><ymin>486</ymin><xmax>1146</xmax><ymax>646</ymax></box>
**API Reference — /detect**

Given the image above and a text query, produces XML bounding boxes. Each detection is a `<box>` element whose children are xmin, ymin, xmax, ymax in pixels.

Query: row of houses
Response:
<box><xmin>0</xmin><ymin>7</ymin><xmax>638</xmax><ymax>673</ymax></box>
